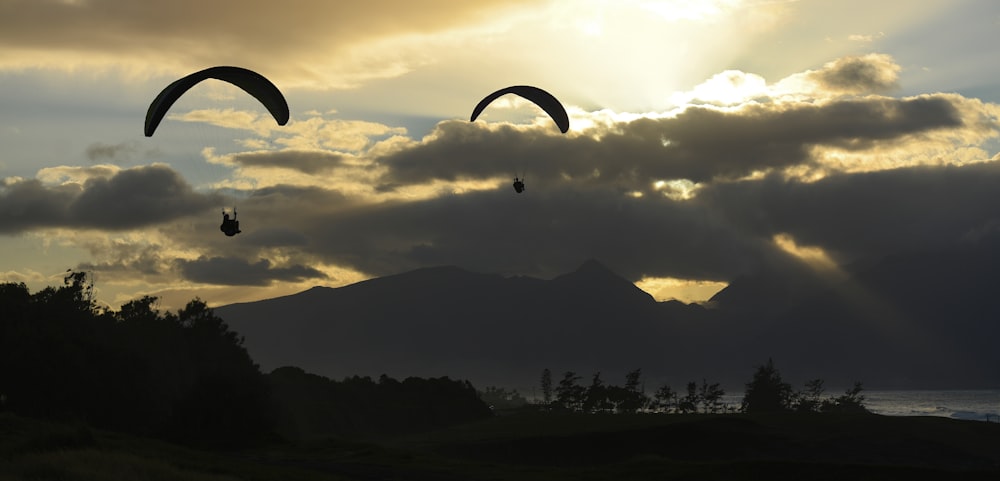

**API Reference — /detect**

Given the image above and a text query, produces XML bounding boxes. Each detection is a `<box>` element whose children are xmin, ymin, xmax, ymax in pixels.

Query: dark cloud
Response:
<box><xmin>224</xmin><ymin>182</ymin><xmax>783</xmax><ymax>281</ymax></box>
<box><xmin>699</xmin><ymin>161</ymin><xmax>1000</xmax><ymax>263</ymax></box>
<box><xmin>77</xmin><ymin>250</ymin><xmax>166</xmax><ymax>279</ymax></box>
<box><xmin>230</xmin><ymin>150</ymin><xmax>349</xmax><ymax>174</ymax></box>
<box><xmin>0</xmin><ymin>165</ymin><xmax>219</xmax><ymax>233</ymax></box>
<box><xmin>377</xmin><ymin>94</ymin><xmax>965</xmax><ymax>187</ymax></box>
<box><xmin>85</xmin><ymin>141</ymin><xmax>139</xmax><ymax>164</ymax></box>
<box><xmin>177</xmin><ymin>256</ymin><xmax>327</xmax><ymax>286</ymax></box>
<box><xmin>808</xmin><ymin>54</ymin><xmax>899</xmax><ymax>94</ymax></box>
<box><xmin>208</xmin><ymin>158</ymin><xmax>1000</xmax><ymax>287</ymax></box>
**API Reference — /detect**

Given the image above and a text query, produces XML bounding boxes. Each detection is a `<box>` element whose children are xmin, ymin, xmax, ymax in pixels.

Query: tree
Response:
<box><xmin>653</xmin><ymin>384</ymin><xmax>676</xmax><ymax>413</ymax></box>
<box><xmin>742</xmin><ymin>358</ymin><xmax>794</xmax><ymax>414</ymax></box>
<box><xmin>554</xmin><ymin>371</ymin><xmax>584</xmax><ymax>411</ymax></box>
<box><xmin>795</xmin><ymin>379</ymin><xmax>825</xmax><ymax>413</ymax></box>
<box><xmin>698</xmin><ymin>379</ymin><xmax>726</xmax><ymax>413</ymax></box>
<box><xmin>616</xmin><ymin>368</ymin><xmax>648</xmax><ymax>413</ymax></box>
<box><xmin>677</xmin><ymin>381</ymin><xmax>700</xmax><ymax>414</ymax></box>
<box><xmin>821</xmin><ymin>382</ymin><xmax>868</xmax><ymax>414</ymax></box>
<box><xmin>583</xmin><ymin>372</ymin><xmax>611</xmax><ymax>413</ymax></box>
<box><xmin>540</xmin><ymin>368</ymin><xmax>553</xmax><ymax>405</ymax></box>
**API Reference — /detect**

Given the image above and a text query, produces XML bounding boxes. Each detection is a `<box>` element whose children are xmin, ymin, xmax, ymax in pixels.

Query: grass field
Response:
<box><xmin>3</xmin><ymin>410</ymin><xmax>999</xmax><ymax>480</ymax></box>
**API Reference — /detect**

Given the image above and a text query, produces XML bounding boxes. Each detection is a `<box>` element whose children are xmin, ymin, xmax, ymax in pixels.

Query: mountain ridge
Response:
<box><xmin>217</xmin><ymin>252</ymin><xmax>1000</xmax><ymax>390</ymax></box>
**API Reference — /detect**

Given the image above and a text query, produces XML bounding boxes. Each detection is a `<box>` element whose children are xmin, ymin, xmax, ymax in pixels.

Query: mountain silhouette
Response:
<box><xmin>219</xmin><ymin>259</ymin><xmax>711</xmax><ymax>389</ymax></box>
<box><xmin>218</xmin><ymin>252</ymin><xmax>1000</xmax><ymax>391</ymax></box>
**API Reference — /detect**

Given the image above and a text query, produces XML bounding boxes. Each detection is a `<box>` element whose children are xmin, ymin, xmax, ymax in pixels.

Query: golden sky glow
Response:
<box><xmin>635</xmin><ymin>276</ymin><xmax>728</xmax><ymax>303</ymax></box>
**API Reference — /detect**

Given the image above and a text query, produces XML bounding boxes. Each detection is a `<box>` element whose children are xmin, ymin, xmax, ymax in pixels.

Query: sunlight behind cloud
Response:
<box><xmin>635</xmin><ymin>276</ymin><xmax>728</xmax><ymax>303</ymax></box>
<box><xmin>669</xmin><ymin>70</ymin><xmax>769</xmax><ymax>106</ymax></box>
<box><xmin>772</xmin><ymin>233</ymin><xmax>841</xmax><ymax>275</ymax></box>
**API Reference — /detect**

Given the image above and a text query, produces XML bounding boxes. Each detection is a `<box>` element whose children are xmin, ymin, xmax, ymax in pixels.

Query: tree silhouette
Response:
<box><xmin>653</xmin><ymin>384</ymin><xmax>677</xmax><ymax>413</ymax></box>
<box><xmin>615</xmin><ymin>368</ymin><xmax>647</xmax><ymax>413</ymax></box>
<box><xmin>540</xmin><ymin>368</ymin><xmax>553</xmax><ymax>405</ymax></box>
<box><xmin>698</xmin><ymin>379</ymin><xmax>726</xmax><ymax>413</ymax></box>
<box><xmin>0</xmin><ymin>276</ymin><xmax>273</xmax><ymax>443</ymax></box>
<box><xmin>678</xmin><ymin>381</ymin><xmax>699</xmax><ymax>414</ymax></box>
<box><xmin>742</xmin><ymin>358</ymin><xmax>794</xmax><ymax>413</ymax></box>
<box><xmin>794</xmin><ymin>379</ymin><xmax>825</xmax><ymax>412</ymax></box>
<box><xmin>821</xmin><ymin>382</ymin><xmax>868</xmax><ymax>414</ymax></box>
<box><xmin>583</xmin><ymin>372</ymin><xmax>611</xmax><ymax>413</ymax></box>
<box><xmin>554</xmin><ymin>371</ymin><xmax>584</xmax><ymax>411</ymax></box>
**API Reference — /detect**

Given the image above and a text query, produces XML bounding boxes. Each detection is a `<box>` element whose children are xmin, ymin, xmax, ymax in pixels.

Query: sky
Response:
<box><xmin>1</xmin><ymin>0</ymin><xmax>1000</xmax><ymax>311</ymax></box>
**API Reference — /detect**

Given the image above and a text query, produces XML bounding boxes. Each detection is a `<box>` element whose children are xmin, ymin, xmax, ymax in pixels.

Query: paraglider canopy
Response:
<box><xmin>470</xmin><ymin>85</ymin><xmax>569</xmax><ymax>133</ymax></box>
<box><xmin>220</xmin><ymin>208</ymin><xmax>241</xmax><ymax>237</ymax></box>
<box><xmin>145</xmin><ymin>66</ymin><xmax>289</xmax><ymax>137</ymax></box>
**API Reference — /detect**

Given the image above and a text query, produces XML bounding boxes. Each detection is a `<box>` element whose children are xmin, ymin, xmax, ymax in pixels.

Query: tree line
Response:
<box><xmin>0</xmin><ymin>274</ymin><xmax>490</xmax><ymax>444</ymax></box>
<box><xmin>483</xmin><ymin>361</ymin><xmax>867</xmax><ymax>415</ymax></box>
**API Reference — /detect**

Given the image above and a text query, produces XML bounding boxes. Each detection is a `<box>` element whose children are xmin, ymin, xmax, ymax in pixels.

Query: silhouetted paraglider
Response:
<box><xmin>145</xmin><ymin>67</ymin><xmax>287</xmax><ymax>237</ymax></box>
<box><xmin>144</xmin><ymin>66</ymin><xmax>289</xmax><ymax>137</ymax></box>
<box><xmin>470</xmin><ymin>85</ymin><xmax>569</xmax><ymax>134</ymax></box>
<box><xmin>220</xmin><ymin>208</ymin><xmax>241</xmax><ymax>237</ymax></box>
<box><xmin>513</xmin><ymin>177</ymin><xmax>525</xmax><ymax>193</ymax></box>
<box><xmin>470</xmin><ymin>86</ymin><xmax>568</xmax><ymax>194</ymax></box>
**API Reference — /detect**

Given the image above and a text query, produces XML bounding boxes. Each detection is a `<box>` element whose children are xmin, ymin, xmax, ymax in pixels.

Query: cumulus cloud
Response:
<box><xmin>375</xmin><ymin>93</ymin><xmax>973</xmax><ymax>187</ymax></box>
<box><xmin>0</xmin><ymin>164</ymin><xmax>220</xmax><ymax>233</ymax></box>
<box><xmin>806</xmin><ymin>53</ymin><xmax>900</xmax><ymax>94</ymax></box>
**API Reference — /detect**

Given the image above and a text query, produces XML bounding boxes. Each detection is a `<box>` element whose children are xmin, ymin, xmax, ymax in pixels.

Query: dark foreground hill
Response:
<box><xmin>219</xmin><ymin>249</ymin><xmax>1000</xmax><ymax>389</ymax></box>
<box><xmin>5</xmin><ymin>411</ymin><xmax>1000</xmax><ymax>480</ymax></box>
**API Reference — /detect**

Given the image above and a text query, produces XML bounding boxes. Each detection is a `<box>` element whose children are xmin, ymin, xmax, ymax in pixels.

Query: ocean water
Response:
<box><xmin>861</xmin><ymin>390</ymin><xmax>1000</xmax><ymax>422</ymax></box>
<box><xmin>712</xmin><ymin>390</ymin><xmax>1000</xmax><ymax>421</ymax></box>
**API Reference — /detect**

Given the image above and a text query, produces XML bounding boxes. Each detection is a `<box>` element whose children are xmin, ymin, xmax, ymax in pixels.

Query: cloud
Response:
<box><xmin>375</xmin><ymin>93</ymin><xmax>972</xmax><ymax>187</ymax></box>
<box><xmin>176</xmin><ymin>256</ymin><xmax>327</xmax><ymax>286</ymax></box>
<box><xmin>76</xmin><ymin>247</ymin><xmax>171</xmax><ymax>282</ymax></box>
<box><xmin>0</xmin><ymin>0</ymin><xmax>537</xmax><ymax>87</ymax></box>
<box><xmin>806</xmin><ymin>53</ymin><xmax>900</xmax><ymax>94</ymax></box>
<box><xmin>698</xmin><ymin>161</ymin><xmax>1000</xmax><ymax>263</ymax></box>
<box><xmin>847</xmin><ymin>31</ymin><xmax>885</xmax><ymax>43</ymax></box>
<box><xmin>85</xmin><ymin>141</ymin><xmax>141</xmax><ymax>164</ymax></box>
<box><xmin>0</xmin><ymin>164</ymin><xmax>219</xmax><ymax>233</ymax></box>
<box><xmin>204</xmin><ymin>180</ymin><xmax>780</xmax><ymax>281</ymax></box>
<box><xmin>266</xmin><ymin>157</ymin><xmax>1000</xmax><ymax>285</ymax></box>
<box><xmin>228</xmin><ymin>150</ymin><xmax>350</xmax><ymax>175</ymax></box>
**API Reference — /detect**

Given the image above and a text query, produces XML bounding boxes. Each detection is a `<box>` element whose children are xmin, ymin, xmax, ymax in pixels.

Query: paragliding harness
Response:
<box><xmin>220</xmin><ymin>208</ymin><xmax>241</xmax><ymax>237</ymax></box>
<box><xmin>513</xmin><ymin>177</ymin><xmax>525</xmax><ymax>193</ymax></box>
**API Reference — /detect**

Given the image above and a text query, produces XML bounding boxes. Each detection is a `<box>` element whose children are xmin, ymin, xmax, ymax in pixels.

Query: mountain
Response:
<box><xmin>218</xmin><ymin>252</ymin><xmax>1000</xmax><ymax>391</ymax></box>
<box><xmin>218</xmin><ymin>259</ymin><xmax>712</xmax><ymax>390</ymax></box>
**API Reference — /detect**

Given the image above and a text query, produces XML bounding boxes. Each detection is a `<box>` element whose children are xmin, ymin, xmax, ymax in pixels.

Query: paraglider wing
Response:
<box><xmin>145</xmin><ymin>66</ymin><xmax>289</xmax><ymax>137</ymax></box>
<box><xmin>470</xmin><ymin>85</ymin><xmax>569</xmax><ymax>133</ymax></box>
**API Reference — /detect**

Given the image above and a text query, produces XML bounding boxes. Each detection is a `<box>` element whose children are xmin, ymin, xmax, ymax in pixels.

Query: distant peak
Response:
<box><xmin>575</xmin><ymin>258</ymin><xmax>614</xmax><ymax>275</ymax></box>
<box><xmin>554</xmin><ymin>258</ymin><xmax>627</xmax><ymax>283</ymax></box>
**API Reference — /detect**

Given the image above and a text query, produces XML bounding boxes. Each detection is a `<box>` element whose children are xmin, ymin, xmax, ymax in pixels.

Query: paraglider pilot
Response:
<box><xmin>513</xmin><ymin>177</ymin><xmax>525</xmax><ymax>193</ymax></box>
<box><xmin>220</xmin><ymin>210</ymin><xmax>241</xmax><ymax>237</ymax></box>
